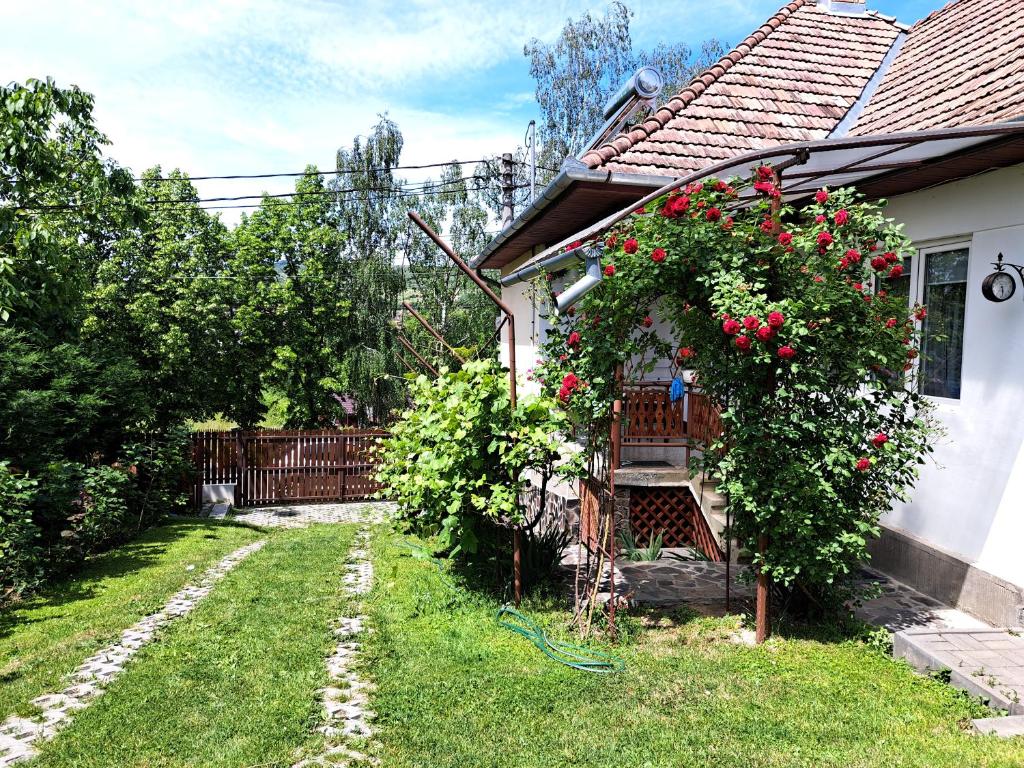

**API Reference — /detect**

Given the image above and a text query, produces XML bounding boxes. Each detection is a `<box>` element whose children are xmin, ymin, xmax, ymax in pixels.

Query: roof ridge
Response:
<box><xmin>581</xmin><ymin>0</ymin><xmax>814</xmax><ymax>169</ymax></box>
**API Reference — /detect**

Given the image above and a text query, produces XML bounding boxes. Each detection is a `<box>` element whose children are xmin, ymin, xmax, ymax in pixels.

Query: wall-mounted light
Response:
<box><xmin>981</xmin><ymin>253</ymin><xmax>1022</xmax><ymax>303</ymax></box>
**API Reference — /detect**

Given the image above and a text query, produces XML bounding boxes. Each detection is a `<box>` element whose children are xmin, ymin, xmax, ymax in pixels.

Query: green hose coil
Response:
<box><xmin>496</xmin><ymin>606</ymin><xmax>625</xmax><ymax>674</ymax></box>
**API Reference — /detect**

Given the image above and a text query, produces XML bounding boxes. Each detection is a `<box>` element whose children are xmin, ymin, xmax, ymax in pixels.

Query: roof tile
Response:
<box><xmin>582</xmin><ymin>0</ymin><xmax>902</xmax><ymax>173</ymax></box>
<box><xmin>850</xmin><ymin>0</ymin><xmax>1024</xmax><ymax>134</ymax></box>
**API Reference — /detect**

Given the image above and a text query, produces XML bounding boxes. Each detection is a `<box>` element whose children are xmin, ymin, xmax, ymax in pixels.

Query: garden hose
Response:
<box><xmin>496</xmin><ymin>606</ymin><xmax>625</xmax><ymax>674</ymax></box>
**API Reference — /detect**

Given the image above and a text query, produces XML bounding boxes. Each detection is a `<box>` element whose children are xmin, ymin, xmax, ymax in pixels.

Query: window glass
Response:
<box><xmin>920</xmin><ymin>248</ymin><xmax>968</xmax><ymax>399</ymax></box>
<box><xmin>885</xmin><ymin>256</ymin><xmax>913</xmax><ymax>307</ymax></box>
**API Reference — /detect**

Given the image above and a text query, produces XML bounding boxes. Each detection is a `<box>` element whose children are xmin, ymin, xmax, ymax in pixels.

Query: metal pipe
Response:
<box><xmin>407</xmin><ymin>211</ymin><xmax>516</xmax><ymax>408</ymax></box>
<box><xmin>407</xmin><ymin>210</ymin><xmax>523</xmax><ymax>606</ymax></box>
<box><xmin>402</xmin><ymin>301</ymin><xmax>466</xmax><ymax>363</ymax></box>
<box><xmin>525</xmin><ymin>120</ymin><xmax>537</xmax><ymax>203</ymax></box>
<box><xmin>554</xmin><ymin>253</ymin><xmax>603</xmax><ymax>314</ymax></box>
<box><xmin>396</xmin><ymin>332</ymin><xmax>439</xmax><ymax>377</ymax></box>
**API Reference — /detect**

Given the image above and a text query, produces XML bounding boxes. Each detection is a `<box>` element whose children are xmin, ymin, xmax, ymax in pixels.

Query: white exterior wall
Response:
<box><xmin>884</xmin><ymin>164</ymin><xmax>1024</xmax><ymax>590</ymax></box>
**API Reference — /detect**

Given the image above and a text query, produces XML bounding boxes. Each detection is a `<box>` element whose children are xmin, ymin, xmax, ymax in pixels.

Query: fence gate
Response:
<box><xmin>191</xmin><ymin>429</ymin><xmax>387</xmax><ymax>507</ymax></box>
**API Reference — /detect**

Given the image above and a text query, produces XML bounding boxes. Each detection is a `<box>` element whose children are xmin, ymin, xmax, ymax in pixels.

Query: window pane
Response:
<box><xmin>920</xmin><ymin>248</ymin><xmax>968</xmax><ymax>399</ymax></box>
<box><xmin>886</xmin><ymin>256</ymin><xmax>913</xmax><ymax>307</ymax></box>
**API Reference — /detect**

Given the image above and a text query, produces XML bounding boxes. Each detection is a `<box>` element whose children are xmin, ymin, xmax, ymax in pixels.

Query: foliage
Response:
<box><xmin>376</xmin><ymin>359</ymin><xmax>572</xmax><ymax>566</ymax></box>
<box><xmin>618</xmin><ymin>529</ymin><xmax>664</xmax><ymax>561</ymax></box>
<box><xmin>536</xmin><ymin>173</ymin><xmax>936</xmax><ymax>596</ymax></box>
<box><xmin>0</xmin><ymin>463</ymin><xmax>41</xmax><ymax>601</ymax></box>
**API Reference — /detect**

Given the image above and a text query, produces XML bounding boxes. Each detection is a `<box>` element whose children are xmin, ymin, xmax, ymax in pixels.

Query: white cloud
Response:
<box><xmin>1</xmin><ymin>0</ymin><xmax>791</xmax><ymax>223</ymax></box>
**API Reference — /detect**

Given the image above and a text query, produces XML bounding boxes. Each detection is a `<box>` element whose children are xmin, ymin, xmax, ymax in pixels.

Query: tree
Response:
<box><xmin>0</xmin><ymin>78</ymin><xmax>135</xmax><ymax>333</ymax></box>
<box><xmin>524</xmin><ymin>2</ymin><xmax>725</xmax><ymax>167</ymax></box>
<box><xmin>85</xmin><ymin>170</ymin><xmax>235</xmax><ymax>430</ymax></box>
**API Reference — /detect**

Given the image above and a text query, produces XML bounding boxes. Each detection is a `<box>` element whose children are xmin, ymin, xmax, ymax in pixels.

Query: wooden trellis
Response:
<box><xmin>628</xmin><ymin>486</ymin><xmax>724</xmax><ymax>560</ymax></box>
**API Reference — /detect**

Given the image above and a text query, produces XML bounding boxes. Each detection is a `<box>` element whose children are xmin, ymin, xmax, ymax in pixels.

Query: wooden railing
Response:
<box><xmin>614</xmin><ymin>380</ymin><xmax>723</xmax><ymax>467</ymax></box>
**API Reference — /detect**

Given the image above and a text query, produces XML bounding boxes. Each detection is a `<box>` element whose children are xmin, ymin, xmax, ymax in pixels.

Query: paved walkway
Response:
<box><xmin>229</xmin><ymin>502</ymin><xmax>393</xmax><ymax>529</ymax></box>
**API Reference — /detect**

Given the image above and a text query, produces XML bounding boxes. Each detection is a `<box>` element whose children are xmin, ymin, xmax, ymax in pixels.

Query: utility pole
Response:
<box><xmin>525</xmin><ymin>120</ymin><xmax>537</xmax><ymax>203</ymax></box>
<box><xmin>501</xmin><ymin>152</ymin><xmax>515</xmax><ymax>229</ymax></box>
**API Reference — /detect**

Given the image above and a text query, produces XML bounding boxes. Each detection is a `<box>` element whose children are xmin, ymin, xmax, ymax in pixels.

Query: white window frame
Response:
<box><xmin>905</xmin><ymin>239</ymin><xmax>972</xmax><ymax>403</ymax></box>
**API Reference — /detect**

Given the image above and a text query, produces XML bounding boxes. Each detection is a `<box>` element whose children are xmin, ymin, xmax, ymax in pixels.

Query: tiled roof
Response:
<box><xmin>581</xmin><ymin>0</ymin><xmax>904</xmax><ymax>175</ymax></box>
<box><xmin>850</xmin><ymin>0</ymin><xmax>1024</xmax><ymax>135</ymax></box>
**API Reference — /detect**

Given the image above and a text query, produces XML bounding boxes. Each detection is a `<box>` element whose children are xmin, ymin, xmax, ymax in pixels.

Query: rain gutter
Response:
<box><xmin>471</xmin><ymin>160</ymin><xmax>675</xmax><ymax>270</ymax></box>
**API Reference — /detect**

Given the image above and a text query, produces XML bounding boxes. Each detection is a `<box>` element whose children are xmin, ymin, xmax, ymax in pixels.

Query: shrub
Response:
<box><xmin>0</xmin><ymin>462</ymin><xmax>42</xmax><ymax>601</ymax></box>
<box><xmin>376</xmin><ymin>360</ymin><xmax>574</xmax><ymax>582</ymax></box>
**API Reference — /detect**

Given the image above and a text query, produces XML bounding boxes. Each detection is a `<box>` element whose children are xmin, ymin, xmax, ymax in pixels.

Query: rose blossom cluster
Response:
<box><xmin>721</xmin><ymin>310</ymin><xmax>793</xmax><ymax>358</ymax></box>
<box><xmin>856</xmin><ymin>432</ymin><xmax>889</xmax><ymax>472</ymax></box>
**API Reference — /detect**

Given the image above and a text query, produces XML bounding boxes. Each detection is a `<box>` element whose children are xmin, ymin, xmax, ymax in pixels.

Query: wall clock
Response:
<box><xmin>982</xmin><ymin>253</ymin><xmax>1022</xmax><ymax>303</ymax></box>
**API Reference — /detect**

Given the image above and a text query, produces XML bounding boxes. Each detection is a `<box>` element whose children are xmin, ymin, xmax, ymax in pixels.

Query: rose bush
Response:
<box><xmin>535</xmin><ymin>170</ymin><xmax>935</xmax><ymax>601</ymax></box>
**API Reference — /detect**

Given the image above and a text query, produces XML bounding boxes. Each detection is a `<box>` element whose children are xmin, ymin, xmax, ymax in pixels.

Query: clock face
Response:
<box><xmin>982</xmin><ymin>271</ymin><xmax>1016</xmax><ymax>302</ymax></box>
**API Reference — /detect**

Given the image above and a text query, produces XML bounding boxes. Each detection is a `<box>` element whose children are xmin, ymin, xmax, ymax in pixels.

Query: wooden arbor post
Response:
<box><xmin>407</xmin><ymin>211</ymin><xmax>524</xmax><ymax>606</ymax></box>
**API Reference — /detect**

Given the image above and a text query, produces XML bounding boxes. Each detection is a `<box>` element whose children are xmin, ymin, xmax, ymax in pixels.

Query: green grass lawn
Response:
<box><xmin>360</xmin><ymin>532</ymin><xmax>1024</xmax><ymax>768</ymax></box>
<box><xmin>0</xmin><ymin>519</ymin><xmax>262</xmax><ymax>718</ymax></box>
<box><xmin>29</xmin><ymin>523</ymin><xmax>358</xmax><ymax>768</ymax></box>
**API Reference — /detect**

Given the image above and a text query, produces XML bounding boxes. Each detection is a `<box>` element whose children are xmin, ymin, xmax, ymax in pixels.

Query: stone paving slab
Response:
<box><xmin>894</xmin><ymin>628</ymin><xmax>1024</xmax><ymax>717</ymax></box>
<box><xmin>973</xmin><ymin>715</ymin><xmax>1024</xmax><ymax>738</ymax></box>
<box><xmin>230</xmin><ymin>502</ymin><xmax>392</xmax><ymax>529</ymax></box>
<box><xmin>292</xmin><ymin>527</ymin><xmax>377</xmax><ymax>767</ymax></box>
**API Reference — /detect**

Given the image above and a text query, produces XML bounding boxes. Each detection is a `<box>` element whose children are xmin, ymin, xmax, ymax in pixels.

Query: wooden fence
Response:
<box><xmin>191</xmin><ymin>429</ymin><xmax>388</xmax><ymax>507</ymax></box>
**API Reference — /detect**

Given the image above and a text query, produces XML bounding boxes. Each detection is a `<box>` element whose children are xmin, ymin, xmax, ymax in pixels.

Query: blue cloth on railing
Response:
<box><xmin>670</xmin><ymin>376</ymin><xmax>685</xmax><ymax>402</ymax></box>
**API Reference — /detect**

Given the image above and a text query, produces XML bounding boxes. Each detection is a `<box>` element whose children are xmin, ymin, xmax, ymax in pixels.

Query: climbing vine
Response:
<box><xmin>535</xmin><ymin>169</ymin><xmax>936</xmax><ymax>598</ymax></box>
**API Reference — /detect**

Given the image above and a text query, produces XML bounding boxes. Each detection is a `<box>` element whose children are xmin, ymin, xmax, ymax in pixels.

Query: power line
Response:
<box><xmin>133</xmin><ymin>158</ymin><xmax>494</xmax><ymax>183</ymax></box>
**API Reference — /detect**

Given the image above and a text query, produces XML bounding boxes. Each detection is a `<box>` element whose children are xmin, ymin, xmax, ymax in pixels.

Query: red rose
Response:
<box><xmin>651</xmin><ymin>247</ymin><xmax>666</xmax><ymax>263</ymax></box>
<box><xmin>884</xmin><ymin>251</ymin><xmax>899</xmax><ymax>264</ymax></box>
<box><xmin>767</xmin><ymin>311</ymin><xmax>785</xmax><ymax>328</ymax></box>
<box><xmin>885</xmin><ymin>317</ymin><xmax>898</xmax><ymax>328</ymax></box>
<box><xmin>914</xmin><ymin>306</ymin><xmax>927</xmax><ymax>321</ymax></box>
<box><xmin>723</xmin><ymin>216</ymin><xmax>734</xmax><ymax>230</ymax></box>
<box><xmin>567</xmin><ymin>331</ymin><xmax>581</xmax><ymax>346</ymax></box>
<box><xmin>714</xmin><ymin>180</ymin><xmax>728</xmax><ymax>191</ymax></box>
<box><xmin>706</xmin><ymin>207</ymin><xmax>722</xmax><ymax>222</ymax></box>
<box><xmin>634</xmin><ymin>206</ymin><xmax>646</xmax><ymax>214</ymax></box>
<box><xmin>777</xmin><ymin>345</ymin><xmax>796</xmax><ymax>360</ymax></box>
<box><xmin>605</xmin><ymin>235</ymin><xmax>617</xmax><ymax>248</ymax></box>
<box><xmin>815</xmin><ymin>214</ymin><xmax>826</xmax><ymax>224</ymax></box>
<box><xmin>834</xmin><ymin>209</ymin><xmax>849</xmax><ymax>226</ymax></box>
<box><xmin>757</xmin><ymin>165</ymin><xmax>774</xmax><ymax>181</ymax></box>
<box><xmin>642</xmin><ymin>316</ymin><xmax>653</xmax><ymax>328</ymax></box>
<box><xmin>722</xmin><ymin>319</ymin><xmax>742</xmax><ymax>335</ymax></box>
<box><xmin>778</xmin><ymin>232</ymin><xmax>793</xmax><ymax>246</ymax></box>
<box><xmin>856</xmin><ymin>457</ymin><xmax>871</xmax><ymax>472</ymax></box>
<box><xmin>888</xmin><ymin>264</ymin><xmax>904</xmax><ymax>279</ymax></box>
<box><xmin>604</xmin><ymin>264</ymin><xmax>616</xmax><ymax>277</ymax></box>
<box><xmin>871</xmin><ymin>432</ymin><xmax>889</xmax><ymax>447</ymax></box>
<box><xmin>754</xmin><ymin>180</ymin><xmax>780</xmax><ymax>198</ymax></box>
<box><xmin>677</xmin><ymin>346</ymin><xmax>695</xmax><ymax>360</ymax></box>
<box><xmin>837</xmin><ymin>257</ymin><xmax>850</xmax><ymax>271</ymax></box>
<box><xmin>816</xmin><ymin>232</ymin><xmax>833</xmax><ymax>248</ymax></box>
<box><xmin>564</xmin><ymin>240</ymin><xmax>582</xmax><ymax>253</ymax></box>
<box><xmin>813</xmin><ymin>276</ymin><xmax>824</xmax><ymax>283</ymax></box>
<box><xmin>760</xmin><ymin>218</ymin><xmax>775</xmax><ymax>233</ymax></box>
<box><xmin>815</xmin><ymin>189</ymin><xmax>828</xmax><ymax>204</ymax></box>
<box><xmin>870</xmin><ymin>256</ymin><xmax>887</xmax><ymax>271</ymax></box>
<box><xmin>853</xmin><ymin>282</ymin><xmax>863</xmax><ymax>291</ymax></box>
<box><xmin>566</xmin><ymin>306</ymin><xmax>576</xmax><ymax>317</ymax></box>
<box><xmin>623</xmin><ymin>238</ymin><xmax>639</xmax><ymax>254</ymax></box>
<box><xmin>845</xmin><ymin>249</ymin><xmax>862</xmax><ymax>263</ymax></box>
<box><xmin>755</xmin><ymin>326</ymin><xmax>775</xmax><ymax>342</ymax></box>
<box><xmin>742</xmin><ymin>315</ymin><xmax>761</xmax><ymax>331</ymax></box>
<box><xmin>735</xmin><ymin>335</ymin><xmax>752</xmax><ymax>351</ymax></box>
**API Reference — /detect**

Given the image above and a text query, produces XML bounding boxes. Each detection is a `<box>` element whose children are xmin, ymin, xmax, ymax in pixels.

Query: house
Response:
<box><xmin>475</xmin><ymin>0</ymin><xmax>1024</xmax><ymax>627</ymax></box>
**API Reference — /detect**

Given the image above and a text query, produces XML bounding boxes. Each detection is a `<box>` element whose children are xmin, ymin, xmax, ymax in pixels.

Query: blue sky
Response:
<box><xmin>3</xmin><ymin>0</ymin><xmax>941</xmax><ymax>223</ymax></box>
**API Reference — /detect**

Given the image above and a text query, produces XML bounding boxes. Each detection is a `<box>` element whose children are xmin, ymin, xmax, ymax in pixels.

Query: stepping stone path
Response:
<box><xmin>0</xmin><ymin>540</ymin><xmax>267</xmax><ymax>766</ymax></box>
<box><xmin>294</xmin><ymin>527</ymin><xmax>377</xmax><ymax>768</ymax></box>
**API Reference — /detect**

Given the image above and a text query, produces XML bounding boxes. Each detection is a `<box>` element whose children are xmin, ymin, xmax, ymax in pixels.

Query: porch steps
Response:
<box><xmin>687</xmin><ymin>473</ymin><xmax>733</xmax><ymax>558</ymax></box>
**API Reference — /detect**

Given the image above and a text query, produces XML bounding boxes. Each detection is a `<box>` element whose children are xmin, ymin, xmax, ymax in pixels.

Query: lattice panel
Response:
<box><xmin>629</xmin><ymin>487</ymin><xmax>724</xmax><ymax>561</ymax></box>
